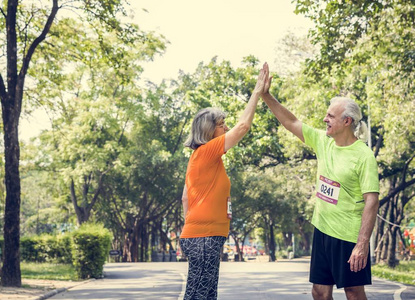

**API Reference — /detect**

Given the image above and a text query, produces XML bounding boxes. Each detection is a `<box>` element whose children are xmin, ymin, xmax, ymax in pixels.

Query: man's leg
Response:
<box><xmin>309</xmin><ymin>228</ymin><xmax>335</xmax><ymax>299</ymax></box>
<box><xmin>312</xmin><ymin>284</ymin><xmax>334</xmax><ymax>300</ymax></box>
<box><xmin>344</xmin><ymin>285</ymin><xmax>367</xmax><ymax>300</ymax></box>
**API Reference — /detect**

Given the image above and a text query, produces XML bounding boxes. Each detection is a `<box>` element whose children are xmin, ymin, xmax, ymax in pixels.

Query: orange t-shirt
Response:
<box><xmin>180</xmin><ymin>134</ymin><xmax>231</xmax><ymax>238</ymax></box>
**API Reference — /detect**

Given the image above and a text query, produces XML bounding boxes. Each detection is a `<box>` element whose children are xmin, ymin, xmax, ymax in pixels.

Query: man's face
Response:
<box><xmin>323</xmin><ymin>102</ymin><xmax>347</xmax><ymax>138</ymax></box>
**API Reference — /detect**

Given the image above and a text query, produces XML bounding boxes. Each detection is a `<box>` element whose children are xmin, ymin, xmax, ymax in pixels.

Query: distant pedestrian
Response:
<box><xmin>261</xmin><ymin>63</ymin><xmax>380</xmax><ymax>300</ymax></box>
<box><xmin>179</xmin><ymin>63</ymin><xmax>269</xmax><ymax>300</ymax></box>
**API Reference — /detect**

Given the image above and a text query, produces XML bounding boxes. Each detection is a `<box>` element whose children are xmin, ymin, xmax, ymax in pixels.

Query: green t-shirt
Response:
<box><xmin>302</xmin><ymin>123</ymin><xmax>379</xmax><ymax>243</ymax></box>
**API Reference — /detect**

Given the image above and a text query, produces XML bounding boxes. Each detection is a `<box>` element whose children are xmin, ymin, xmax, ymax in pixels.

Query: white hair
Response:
<box><xmin>184</xmin><ymin>107</ymin><xmax>227</xmax><ymax>150</ymax></box>
<box><xmin>330</xmin><ymin>97</ymin><xmax>369</xmax><ymax>143</ymax></box>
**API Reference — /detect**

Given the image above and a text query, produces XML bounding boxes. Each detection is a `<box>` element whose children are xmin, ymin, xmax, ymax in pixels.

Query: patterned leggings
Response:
<box><xmin>180</xmin><ymin>236</ymin><xmax>226</xmax><ymax>300</ymax></box>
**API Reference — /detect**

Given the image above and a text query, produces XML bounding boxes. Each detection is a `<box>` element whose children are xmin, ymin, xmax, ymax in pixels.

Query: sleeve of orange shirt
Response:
<box><xmin>198</xmin><ymin>135</ymin><xmax>226</xmax><ymax>161</ymax></box>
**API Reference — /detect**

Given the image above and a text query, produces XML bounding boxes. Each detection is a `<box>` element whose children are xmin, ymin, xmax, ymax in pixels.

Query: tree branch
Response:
<box><xmin>379</xmin><ymin>177</ymin><xmax>415</xmax><ymax>207</ymax></box>
<box><xmin>373</xmin><ymin>133</ymin><xmax>383</xmax><ymax>157</ymax></box>
<box><xmin>70</xmin><ymin>178</ymin><xmax>83</xmax><ymax>221</ymax></box>
<box><xmin>0</xmin><ymin>7</ymin><xmax>6</xmax><ymax>18</ymax></box>
<box><xmin>88</xmin><ymin>168</ymin><xmax>111</xmax><ymax>211</ymax></box>
<box><xmin>111</xmin><ymin>195</ymin><xmax>127</xmax><ymax>230</ymax></box>
<box><xmin>172</xmin><ymin>111</ymin><xmax>190</xmax><ymax>155</ymax></box>
<box><xmin>17</xmin><ymin>0</ymin><xmax>59</xmax><ymax>110</ymax></box>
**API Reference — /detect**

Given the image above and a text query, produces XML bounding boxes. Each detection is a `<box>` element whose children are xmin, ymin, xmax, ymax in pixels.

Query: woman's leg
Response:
<box><xmin>180</xmin><ymin>236</ymin><xmax>226</xmax><ymax>300</ymax></box>
<box><xmin>180</xmin><ymin>237</ymin><xmax>205</xmax><ymax>300</ymax></box>
<box><xmin>204</xmin><ymin>236</ymin><xmax>226</xmax><ymax>300</ymax></box>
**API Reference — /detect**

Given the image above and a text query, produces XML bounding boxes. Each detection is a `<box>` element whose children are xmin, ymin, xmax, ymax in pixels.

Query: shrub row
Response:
<box><xmin>0</xmin><ymin>223</ymin><xmax>112</xmax><ymax>279</ymax></box>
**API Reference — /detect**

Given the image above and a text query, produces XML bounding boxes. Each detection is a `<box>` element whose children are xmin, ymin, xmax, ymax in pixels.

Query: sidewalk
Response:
<box><xmin>0</xmin><ymin>279</ymin><xmax>87</xmax><ymax>300</ymax></box>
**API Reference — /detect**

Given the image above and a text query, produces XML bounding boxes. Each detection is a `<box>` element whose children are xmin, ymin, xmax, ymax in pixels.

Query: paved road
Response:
<box><xmin>50</xmin><ymin>258</ymin><xmax>415</xmax><ymax>300</ymax></box>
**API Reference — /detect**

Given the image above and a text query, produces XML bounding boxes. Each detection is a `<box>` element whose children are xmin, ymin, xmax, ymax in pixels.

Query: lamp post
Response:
<box><xmin>368</xmin><ymin>102</ymin><xmax>377</xmax><ymax>265</ymax></box>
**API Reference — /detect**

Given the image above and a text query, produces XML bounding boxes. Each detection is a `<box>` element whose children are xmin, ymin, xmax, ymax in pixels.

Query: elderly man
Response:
<box><xmin>260</xmin><ymin>64</ymin><xmax>379</xmax><ymax>300</ymax></box>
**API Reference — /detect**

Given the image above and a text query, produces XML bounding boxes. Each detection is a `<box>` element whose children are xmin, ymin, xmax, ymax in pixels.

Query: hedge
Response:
<box><xmin>20</xmin><ymin>234</ymin><xmax>72</xmax><ymax>264</ymax></box>
<box><xmin>0</xmin><ymin>223</ymin><xmax>112</xmax><ymax>280</ymax></box>
<box><xmin>71</xmin><ymin>223</ymin><xmax>112</xmax><ymax>279</ymax></box>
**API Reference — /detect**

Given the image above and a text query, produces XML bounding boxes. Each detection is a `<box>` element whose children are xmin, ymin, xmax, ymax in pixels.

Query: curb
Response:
<box><xmin>35</xmin><ymin>279</ymin><xmax>95</xmax><ymax>300</ymax></box>
<box><xmin>36</xmin><ymin>287</ymin><xmax>67</xmax><ymax>300</ymax></box>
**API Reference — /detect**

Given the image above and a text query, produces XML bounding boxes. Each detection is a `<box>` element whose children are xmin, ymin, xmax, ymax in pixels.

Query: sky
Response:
<box><xmin>133</xmin><ymin>0</ymin><xmax>313</xmax><ymax>83</ymax></box>
<box><xmin>20</xmin><ymin>0</ymin><xmax>313</xmax><ymax>141</ymax></box>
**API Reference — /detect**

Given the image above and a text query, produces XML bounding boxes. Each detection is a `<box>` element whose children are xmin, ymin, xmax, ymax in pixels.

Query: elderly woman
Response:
<box><xmin>180</xmin><ymin>63</ymin><xmax>268</xmax><ymax>300</ymax></box>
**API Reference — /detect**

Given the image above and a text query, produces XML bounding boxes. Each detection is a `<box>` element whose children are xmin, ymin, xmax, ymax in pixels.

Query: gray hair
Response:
<box><xmin>184</xmin><ymin>107</ymin><xmax>227</xmax><ymax>150</ymax></box>
<box><xmin>330</xmin><ymin>97</ymin><xmax>368</xmax><ymax>143</ymax></box>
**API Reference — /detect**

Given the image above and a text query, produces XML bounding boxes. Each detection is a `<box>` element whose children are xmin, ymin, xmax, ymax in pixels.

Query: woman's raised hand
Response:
<box><xmin>253</xmin><ymin>62</ymin><xmax>270</xmax><ymax>95</ymax></box>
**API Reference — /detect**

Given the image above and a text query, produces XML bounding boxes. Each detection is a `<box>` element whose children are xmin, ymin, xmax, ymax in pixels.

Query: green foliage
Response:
<box><xmin>71</xmin><ymin>223</ymin><xmax>112</xmax><ymax>279</ymax></box>
<box><xmin>294</xmin><ymin>0</ymin><xmax>390</xmax><ymax>74</ymax></box>
<box><xmin>19</xmin><ymin>235</ymin><xmax>72</xmax><ymax>264</ymax></box>
<box><xmin>1</xmin><ymin>234</ymin><xmax>72</xmax><ymax>264</ymax></box>
<box><xmin>372</xmin><ymin>261</ymin><xmax>415</xmax><ymax>286</ymax></box>
<box><xmin>289</xmin><ymin>0</ymin><xmax>415</xmax><ymax>265</ymax></box>
<box><xmin>19</xmin><ymin>169</ymin><xmax>75</xmax><ymax>236</ymax></box>
<box><xmin>177</xmin><ymin>56</ymin><xmax>285</xmax><ymax>170</ymax></box>
<box><xmin>2</xmin><ymin>228</ymin><xmax>111</xmax><ymax>279</ymax></box>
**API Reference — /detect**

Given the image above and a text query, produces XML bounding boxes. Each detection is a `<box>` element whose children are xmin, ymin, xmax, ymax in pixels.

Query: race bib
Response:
<box><xmin>316</xmin><ymin>175</ymin><xmax>340</xmax><ymax>205</ymax></box>
<box><xmin>227</xmin><ymin>197</ymin><xmax>232</xmax><ymax>219</ymax></box>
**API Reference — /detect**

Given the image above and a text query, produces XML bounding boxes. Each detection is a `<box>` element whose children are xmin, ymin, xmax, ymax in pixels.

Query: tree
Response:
<box><xmin>23</xmin><ymin>3</ymin><xmax>165</xmax><ymax>217</ymax></box>
<box><xmin>290</xmin><ymin>0</ymin><xmax>415</xmax><ymax>266</ymax></box>
<box><xmin>94</xmin><ymin>82</ymin><xmax>189</xmax><ymax>262</ymax></box>
<box><xmin>0</xmin><ymin>0</ymin><xmax>59</xmax><ymax>286</ymax></box>
<box><xmin>0</xmin><ymin>0</ymin><xmax>149</xmax><ymax>287</ymax></box>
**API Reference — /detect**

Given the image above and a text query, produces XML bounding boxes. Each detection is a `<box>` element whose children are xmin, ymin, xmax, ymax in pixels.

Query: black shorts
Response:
<box><xmin>309</xmin><ymin>227</ymin><xmax>372</xmax><ymax>289</ymax></box>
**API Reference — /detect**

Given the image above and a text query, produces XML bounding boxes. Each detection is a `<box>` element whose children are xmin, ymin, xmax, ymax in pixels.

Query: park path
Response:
<box><xmin>49</xmin><ymin>258</ymin><xmax>415</xmax><ymax>300</ymax></box>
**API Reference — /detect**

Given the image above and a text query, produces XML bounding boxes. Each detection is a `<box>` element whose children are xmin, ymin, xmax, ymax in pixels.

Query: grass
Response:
<box><xmin>372</xmin><ymin>261</ymin><xmax>415</xmax><ymax>286</ymax></box>
<box><xmin>21</xmin><ymin>262</ymin><xmax>78</xmax><ymax>281</ymax></box>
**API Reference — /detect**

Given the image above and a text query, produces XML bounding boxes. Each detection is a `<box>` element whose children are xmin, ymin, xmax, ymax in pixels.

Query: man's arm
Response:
<box><xmin>261</xmin><ymin>65</ymin><xmax>304</xmax><ymax>142</ymax></box>
<box><xmin>348</xmin><ymin>192</ymin><xmax>379</xmax><ymax>272</ymax></box>
<box><xmin>182</xmin><ymin>185</ymin><xmax>188</xmax><ymax>219</ymax></box>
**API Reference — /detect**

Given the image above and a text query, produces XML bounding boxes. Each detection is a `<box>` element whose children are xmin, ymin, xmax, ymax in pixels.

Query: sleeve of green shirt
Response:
<box><xmin>357</xmin><ymin>153</ymin><xmax>380</xmax><ymax>194</ymax></box>
<box><xmin>302</xmin><ymin>123</ymin><xmax>325</xmax><ymax>151</ymax></box>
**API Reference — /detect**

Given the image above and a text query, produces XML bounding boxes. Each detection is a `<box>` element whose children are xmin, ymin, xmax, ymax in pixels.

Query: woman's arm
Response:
<box><xmin>224</xmin><ymin>63</ymin><xmax>268</xmax><ymax>152</ymax></box>
<box><xmin>181</xmin><ymin>184</ymin><xmax>188</xmax><ymax>219</ymax></box>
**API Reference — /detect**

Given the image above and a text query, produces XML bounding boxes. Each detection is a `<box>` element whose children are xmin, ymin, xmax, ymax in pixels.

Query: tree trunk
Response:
<box><xmin>269</xmin><ymin>222</ymin><xmax>276</xmax><ymax>262</ymax></box>
<box><xmin>233</xmin><ymin>235</ymin><xmax>242</xmax><ymax>261</ymax></box>
<box><xmin>387</xmin><ymin>195</ymin><xmax>401</xmax><ymax>268</ymax></box>
<box><xmin>122</xmin><ymin>230</ymin><xmax>139</xmax><ymax>262</ymax></box>
<box><xmin>381</xmin><ymin>230</ymin><xmax>390</xmax><ymax>262</ymax></box>
<box><xmin>1</xmin><ymin>104</ymin><xmax>22</xmax><ymax>287</ymax></box>
<box><xmin>298</xmin><ymin>227</ymin><xmax>311</xmax><ymax>253</ymax></box>
<box><xmin>387</xmin><ymin>227</ymin><xmax>399</xmax><ymax>268</ymax></box>
<box><xmin>376</xmin><ymin>200</ymin><xmax>389</xmax><ymax>263</ymax></box>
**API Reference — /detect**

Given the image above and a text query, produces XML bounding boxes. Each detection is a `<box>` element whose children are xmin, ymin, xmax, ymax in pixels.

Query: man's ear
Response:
<box><xmin>344</xmin><ymin>116</ymin><xmax>353</xmax><ymax>127</ymax></box>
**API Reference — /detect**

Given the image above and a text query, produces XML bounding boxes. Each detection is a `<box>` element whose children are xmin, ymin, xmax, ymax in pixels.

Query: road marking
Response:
<box><xmin>393</xmin><ymin>282</ymin><xmax>407</xmax><ymax>300</ymax></box>
<box><xmin>177</xmin><ymin>272</ymin><xmax>186</xmax><ymax>300</ymax></box>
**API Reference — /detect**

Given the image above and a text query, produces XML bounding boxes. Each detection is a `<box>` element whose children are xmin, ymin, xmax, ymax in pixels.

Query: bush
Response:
<box><xmin>1</xmin><ymin>224</ymin><xmax>111</xmax><ymax>280</ymax></box>
<box><xmin>20</xmin><ymin>237</ymin><xmax>39</xmax><ymax>262</ymax></box>
<box><xmin>55</xmin><ymin>234</ymin><xmax>73</xmax><ymax>264</ymax></box>
<box><xmin>71</xmin><ymin>223</ymin><xmax>112</xmax><ymax>279</ymax></box>
<box><xmin>19</xmin><ymin>234</ymin><xmax>72</xmax><ymax>263</ymax></box>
